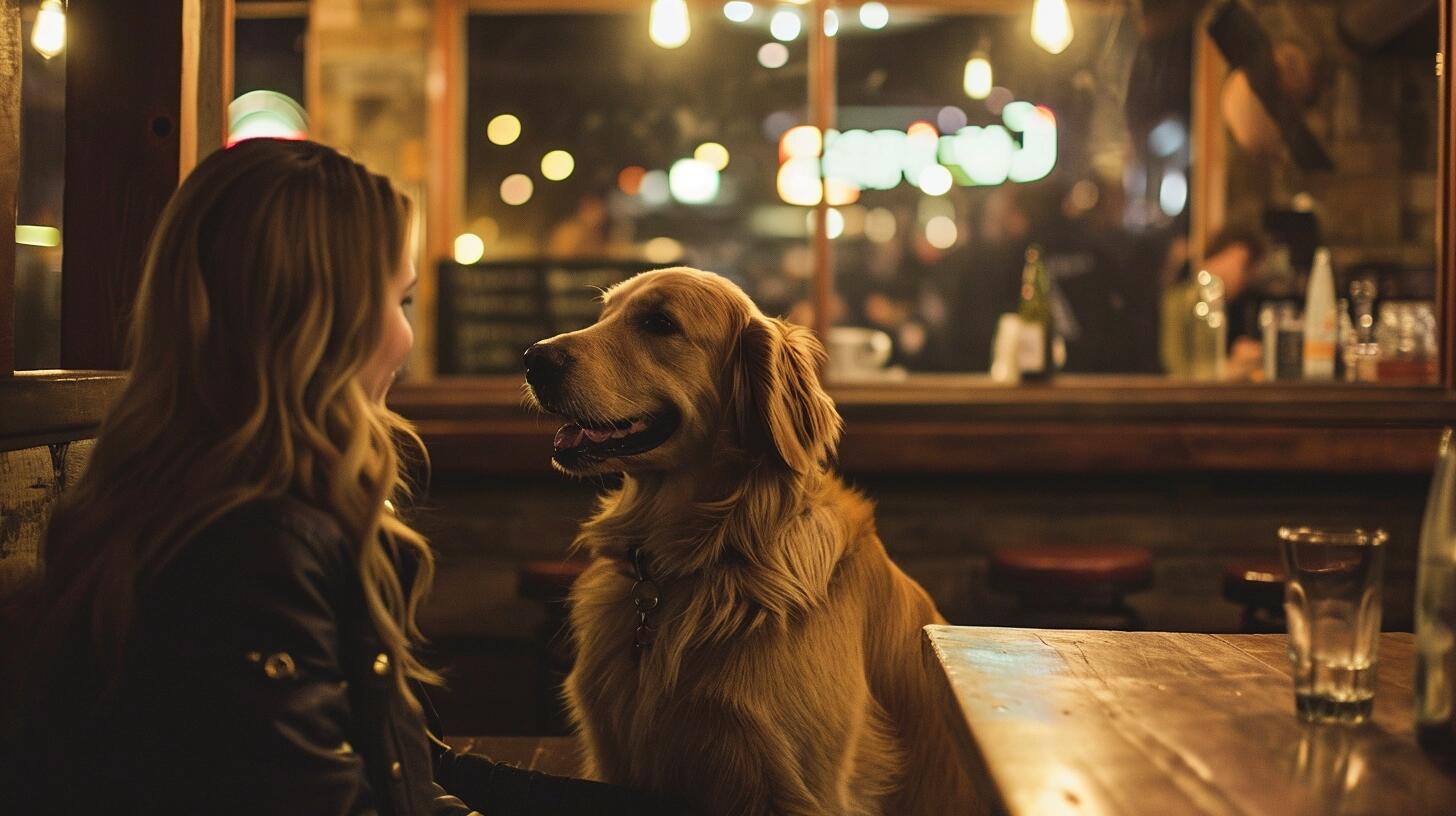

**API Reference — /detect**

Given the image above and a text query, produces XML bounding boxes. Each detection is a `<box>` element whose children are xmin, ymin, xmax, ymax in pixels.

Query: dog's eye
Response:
<box><xmin>638</xmin><ymin>311</ymin><xmax>679</xmax><ymax>336</ymax></box>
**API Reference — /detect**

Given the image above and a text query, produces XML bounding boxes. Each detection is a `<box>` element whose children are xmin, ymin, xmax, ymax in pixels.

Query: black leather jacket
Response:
<box><xmin>6</xmin><ymin>496</ymin><xmax>677</xmax><ymax>816</ymax></box>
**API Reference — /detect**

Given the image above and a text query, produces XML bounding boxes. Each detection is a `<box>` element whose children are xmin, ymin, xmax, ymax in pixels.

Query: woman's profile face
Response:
<box><xmin>361</xmin><ymin>260</ymin><xmax>417</xmax><ymax>401</ymax></box>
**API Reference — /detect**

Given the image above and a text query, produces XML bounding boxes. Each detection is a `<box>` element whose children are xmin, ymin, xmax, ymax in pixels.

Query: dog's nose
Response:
<box><xmin>524</xmin><ymin>342</ymin><xmax>572</xmax><ymax>393</ymax></box>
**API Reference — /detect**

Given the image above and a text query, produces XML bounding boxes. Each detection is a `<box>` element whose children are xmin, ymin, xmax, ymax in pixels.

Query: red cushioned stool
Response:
<box><xmin>517</xmin><ymin>559</ymin><xmax>590</xmax><ymax>734</ymax></box>
<box><xmin>1221</xmin><ymin>558</ymin><xmax>1287</xmax><ymax>634</ymax></box>
<box><xmin>989</xmin><ymin>545</ymin><xmax>1153</xmax><ymax>630</ymax></box>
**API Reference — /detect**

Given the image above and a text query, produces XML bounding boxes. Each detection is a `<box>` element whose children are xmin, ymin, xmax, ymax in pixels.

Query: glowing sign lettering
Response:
<box><xmin>779</xmin><ymin>102</ymin><xmax>1057</xmax><ymax>205</ymax></box>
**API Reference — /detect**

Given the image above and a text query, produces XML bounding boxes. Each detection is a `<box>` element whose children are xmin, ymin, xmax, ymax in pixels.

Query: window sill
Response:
<box><xmin>390</xmin><ymin>376</ymin><xmax>1456</xmax><ymax>475</ymax></box>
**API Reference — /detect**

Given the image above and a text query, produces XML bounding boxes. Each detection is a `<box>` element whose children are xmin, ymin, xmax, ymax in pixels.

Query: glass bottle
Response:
<box><xmin>1417</xmin><ymin>428</ymin><xmax>1456</xmax><ymax>754</ymax></box>
<box><xmin>1016</xmin><ymin>245</ymin><xmax>1054</xmax><ymax>382</ymax></box>
<box><xmin>1191</xmin><ymin>270</ymin><xmax>1226</xmax><ymax>382</ymax></box>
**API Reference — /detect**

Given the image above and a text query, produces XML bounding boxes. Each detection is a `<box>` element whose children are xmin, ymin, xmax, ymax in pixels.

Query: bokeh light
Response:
<box><xmin>963</xmin><ymin>55</ymin><xmax>992</xmax><ymax>100</ymax></box>
<box><xmin>640</xmin><ymin>170</ymin><xmax>671</xmax><ymax>207</ymax></box>
<box><xmin>823</xmin><ymin>9</ymin><xmax>839</xmax><ymax>36</ymax></box>
<box><xmin>859</xmin><ymin>2</ymin><xmax>889</xmax><ymax>30</ymax></box>
<box><xmin>500</xmin><ymin>173</ymin><xmax>534</xmax><ymax>206</ymax></box>
<box><xmin>650</xmin><ymin>0</ymin><xmax>691</xmax><ymax>48</ymax></box>
<box><xmin>777</xmin><ymin>158</ymin><xmax>823</xmax><ymax>206</ymax></box>
<box><xmin>541</xmin><ymin>149</ymin><xmax>575</xmax><ymax>181</ymax></box>
<box><xmin>669</xmin><ymin>158</ymin><xmax>721</xmax><ymax>205</ymax></box>
<box><xmin>865</xmin><ymin>207</ymin><xmax>897</xmax><ymax>243</ymax></box>
<box><xmin>227</xmin><ymin>90</ymin><xmax>308</xmax><ymax>147</ymax></box>
<box><xmin>487</xmin><ymin>114</ymin><xmax>522</xmax><ymax>146</ymax></box>
<box><xmin>723</xmin><ymin>0</ymin><xmax>754</xmax><ymax>23</ymax></box>
<box><xmin>454</xmin><ymin>233</ymin><xmax>485</xmax><ymax>265</ymax></box>
<box><xmin>918</xmin><ymin>164</ymin><xmax>953</xmax><ymax>196</ymax></box>
<box><xmin>770</xmin><ymin>9</ymin><xmax>802</xmax><ymax>41</ymax></box>
<box><xmin>937</xmin><ymin>106</ymin><xmax>968</xmax><ymax>133</ymax></box>
<box><xmin>781</xmin><ymin>125</ymin><xmax>823</xmax><ymax>160</ymax></box>
<box><xmin>618</xmin><ymin>165</ymin><xmax>647</xmax><ymax>195</ymax></box>
<box><xmin>925</xmin><ymin>215</ymin><xmax>958</xmax><ymax>249</ymax></box>
<box><xmin>694</xmin><ymin>142</ymin><xmax>731</xmax><ymax>171</ymax></box>
<box><xmin>643</xmin><ymin>236</ymin><xmax>685</xmax><ymax>264</ymax></box>
<box><xmin>758</xmin><ymin>42</ymin><xmax>789</xmax><ymax>69</ymax></box>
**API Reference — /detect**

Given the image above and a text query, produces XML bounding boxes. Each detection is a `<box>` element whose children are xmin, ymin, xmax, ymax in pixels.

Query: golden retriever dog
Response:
<box><xmin>523</xmin><ymin>267</ymin><xmax>973</xmax><ymax>815</ymax></box>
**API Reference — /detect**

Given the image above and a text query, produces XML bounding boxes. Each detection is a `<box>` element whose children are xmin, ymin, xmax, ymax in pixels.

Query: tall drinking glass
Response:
<box><xmin>1280</xmin><ymin>527</ymin><xmax>1388</xmax><ymax>724</ymax></box>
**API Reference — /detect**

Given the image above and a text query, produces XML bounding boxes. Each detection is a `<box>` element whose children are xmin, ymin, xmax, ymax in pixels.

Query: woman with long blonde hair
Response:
<box><xmin>2</xmin><ymin>139</ymin><xmax>674</xmax><ymax>815</ymax></box>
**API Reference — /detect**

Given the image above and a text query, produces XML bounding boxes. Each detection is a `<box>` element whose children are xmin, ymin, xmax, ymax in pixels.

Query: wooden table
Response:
<box><xmin>923</xmin><ymin>626</ymin><xmax>1456</xmax><ymax>815</ymax></box>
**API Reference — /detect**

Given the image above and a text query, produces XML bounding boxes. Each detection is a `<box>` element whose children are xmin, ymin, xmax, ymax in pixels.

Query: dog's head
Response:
<box><xmin>524</xmin><ymin>267</ymin><xmax>840</xmax><ymax>478</ymax></box>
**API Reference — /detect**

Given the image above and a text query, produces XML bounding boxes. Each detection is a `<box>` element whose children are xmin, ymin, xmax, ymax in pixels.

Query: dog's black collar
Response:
<box><xmin>626</xmin><ymin>545</ymin><xmax>660</xmax><ymax>651</ymax></box>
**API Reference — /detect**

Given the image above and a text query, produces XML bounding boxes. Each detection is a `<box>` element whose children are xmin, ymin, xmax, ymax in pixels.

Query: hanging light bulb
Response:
<box><xmin>650</xmin><ymin>0</ymin><xmax>691</xmax><ymax>49</ymax></box>
<box><xmin>1031</xmin><ymin>0</ymin><xmax>1073</xmax><ymax>55</ymax></box>
<box><xmin>31</xmin><ymin>0</ymin><xmax>66</xmax><ymax>60</ymax></box>
<box><xmin>963</xmin><ymin>51</ymin><xmax>992</xmax><ymax>100</ymax></box>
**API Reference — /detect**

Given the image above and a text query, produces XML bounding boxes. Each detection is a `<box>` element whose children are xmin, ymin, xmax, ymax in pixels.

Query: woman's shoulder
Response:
<box><xmin>154</xmin><ymin>495</ymin><xmax>357</xmax><ymax>603</ymax></box>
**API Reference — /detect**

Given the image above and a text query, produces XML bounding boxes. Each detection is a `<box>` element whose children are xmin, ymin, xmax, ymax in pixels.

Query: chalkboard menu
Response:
<box><xmin>436</xmin><ymin>259</ymin><xmax>665</xmax><ymax>375</ymax></box>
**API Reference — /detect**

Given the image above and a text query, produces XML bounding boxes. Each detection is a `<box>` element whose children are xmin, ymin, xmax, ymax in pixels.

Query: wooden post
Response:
<box><xmin>808</xmin><ymin>0</ymin><xmax>835</xmax><ymax>350</ymax></box>
<box><xmin>422</xmin><ymin>0</ymin><xmax>464</xmax><ymax>380</ymax></box>
<box><xmin>0</xmin><ymin>0</ymin><xmax>18</xmax><ymax>375</ymax></box>
<box><xmin>1441</xmin><ymin>0</ymin><xmax>1455</xmax><ymax>389</ymax></box>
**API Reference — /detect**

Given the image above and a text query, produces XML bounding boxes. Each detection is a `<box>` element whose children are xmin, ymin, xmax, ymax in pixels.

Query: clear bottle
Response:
<box><xmin>1275</xmin><ymin>302</ymin><xmax>1303</xmax><ymax>381</ymax></box>
<box><xmin>1417</xmin><ymin>428</ymin><xmax>1456</xmax><ymax>754</ymax></box>
<box><xmin>1303</xmin><ymin>248</ymin><xmax>1337</xmax><ymax>380</ymax></box>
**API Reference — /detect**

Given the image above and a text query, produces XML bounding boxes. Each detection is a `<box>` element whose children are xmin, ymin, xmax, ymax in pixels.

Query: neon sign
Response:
<box><xmin>777</xmin><ymin>102</ymin><xmax>1057</xmax><ymax>205</ymax></box>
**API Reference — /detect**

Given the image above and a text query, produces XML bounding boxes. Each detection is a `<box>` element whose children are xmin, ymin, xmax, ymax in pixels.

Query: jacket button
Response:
<box><xmin>390</xmin><ymin>761</ymin><xmax>402</xmax><ymax>779</ymax></box>
<box><xmin>372</xmin><ymin>653</ymin><xmax>390</xmax><ymax>676</ymax></box>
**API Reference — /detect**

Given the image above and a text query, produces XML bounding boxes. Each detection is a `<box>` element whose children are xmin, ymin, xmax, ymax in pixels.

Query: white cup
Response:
<box><xmin>827</xmin><ymin>326</ymin><xmax>893</xmax><ymax>378</ymax></box>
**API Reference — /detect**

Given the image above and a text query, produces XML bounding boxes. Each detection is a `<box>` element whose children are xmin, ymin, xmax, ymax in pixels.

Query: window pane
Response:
<box><xmin>14</xmin><ymin>0</ymin><xmax>66</xmax><ymax>370</ymax></box>
<box><xmin>451</xmin><ymin>10</ymin><xmax>809</xmax><ymax>374</ymax></box>
<box><xmin>824</xmin><ymin>0</ymin><xmax>1437</xmax><ymax>383</ymax></box>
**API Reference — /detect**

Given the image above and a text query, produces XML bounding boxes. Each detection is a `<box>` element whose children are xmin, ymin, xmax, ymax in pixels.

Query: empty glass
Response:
<box><xmin>1280</xmin><ymin>527</ymin><xmax>1388</xmax><ymax>724</ymax></box>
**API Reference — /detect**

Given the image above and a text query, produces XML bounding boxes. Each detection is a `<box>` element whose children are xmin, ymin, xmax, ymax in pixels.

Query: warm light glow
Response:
<box><xmin>454</xmin><ymin>233</ymin><xmax>486</xmax><ymax>265</ymax></box>
<box><xmin>770</xmin><ymin>9</ymin><xmax>802</xmax><ymax>41</ymax></box>
<box><xmin>650</xmin><ymin>0</ymin><xmax>691</xmax><ymax>48</ymax></box>
<box><xmin>865</xmin><ymin>207</ymin><xmax>897</xmax><ymax>243</ymax></box>
<box><xmin>15</xmin><ymin>225</ymin><xmax>60</xmax><ymax>247</ymax></box>
<box><xmin>643</xmin><ymin>236</ymin><xmax>685</xmax><ymax>264</ymax></box>
<box><xmin>907</xmin><ymin>121</ymin><xmax>938</xmax><ymax>140</ymax></box>
<box><xmin>723</xmin><ymin>0</ymin><xmax>754</xmax><ymax>23</ymax></box>
<box><xmin>963</xmin><ymin>54</ymin><xmax>992</xmax><ymax>100</ymax></box>
<box><xmin>618</xmin><ymin>165</ymin><xmax>647</xmax><ymax>195</ymax></box>
<box><xmin>807</xmin><ymin>208</ymin><xmax>845</xmax><ymax>239</ymax></box>
<box><xmin>859</xmin><ymin>2</ymin><xmax>889</xmax><ymax>30</ymax></box>
<box><xmin>31</xmin><ymin>0</ymin><xmax>65</xmax><ymax>60</ymax></box>
<box><xmin>500</xmin><ymin>174</ymin><xmax>534</xmax><ymax>206</ymax></box>
<box><xmin>925</xmin><ymin>215</ymin><xmax>958</xmax><ymax>249</ymax></box>
<box><xmin>781</xmin><ymin>125</ymin><xmax>823</xmax><ymax>160</ymax></box>
<box><xmin>824</xmin><ymin>177</ymin><xmax>861</xmax><ymax>206</ymax></box>
<box><xmin>669</xmin><ymin>158</ymin><xmax>721</xmax><ymax>205</ymax></box>
<box><xmin>824</xmin><ymin>9</ymin><xmax>839</xmax><ymax>36</ymax></box>
<box><xmin>758</xmin><ymin>42</ymin><xmax>789</xmax><ymax>69</ymax></box>
<box><xmin>919</xmin><ymin>164</ymin><xmax>953</xmax><ymax>196</ymax></box>
<box><xmin>777</xmin><ymin>158</ymin><xmax>824</xmax><ymax>206</ymax></box>
<box><xmin>1031</xmin><ymin>0</ymin><xmax>1073</xmax><ymax>55</ymax></box>
<box><xmin>541</xmin><ymin>150</ymin><xmax>575</xmax><ymax>181</ymax></box>
<box><xmin>694</xmin><ymin>142</ymin><xmax>731</xmax><ymax>171</ymax></box>
<box><xmin>487</xmin><ymin>114</ymin><xmax>522</xmax><ymax>146</ymax></box>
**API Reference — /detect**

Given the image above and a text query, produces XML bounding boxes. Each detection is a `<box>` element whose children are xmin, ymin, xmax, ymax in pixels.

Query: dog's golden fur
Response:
<box><xmin>526</xmin><ymin>268</ymin><xmax>973</xmax><ymax>815</ymax></box>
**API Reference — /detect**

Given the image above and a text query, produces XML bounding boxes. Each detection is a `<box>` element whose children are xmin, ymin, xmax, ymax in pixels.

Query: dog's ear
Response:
<box><xmin>731</xmin><ymin>316</ymin><xmax>842</xmax><ymax>473</ymax></box>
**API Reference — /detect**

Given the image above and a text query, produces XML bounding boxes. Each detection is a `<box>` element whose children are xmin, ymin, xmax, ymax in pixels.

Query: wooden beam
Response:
<box><xmin>62</xmin><ymin>0</ymin><xmax>184</xmax><ymax>369</ymax></box>
<box><xmin>1442</xmin><ymin>0</ymin><xmax>1454</xmax><ymax>388</ymax></box>
<box><xmin>421</xmin><ymin>0</ymin><xmax>466</xmax><ymax>380</ymax></box>
<box><xmin>809</xmin><ymin>0</ymin><xmax>835</xmax><ymax>345</ymax></box>
<box><xmin>180</xmin><ymin>0</ymin><xmax>233</xmax><ymax>178</ymax></box>
<box><xmin>0</xmin><ymin>0</ymin><xmax>18</xmax><ymax>375</ymax></box>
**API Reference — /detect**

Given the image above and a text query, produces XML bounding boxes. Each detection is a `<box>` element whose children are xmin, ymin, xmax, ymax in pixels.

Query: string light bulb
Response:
<box><xmin>650</xmin><ymin>0</ymin><xmax>691</xmax><ymax>49</ymax></box>
<box><xmin>963</xmin><ymin>50</ymin><xmax>992</xmax><ymax>100</ymax></box>
<box><xmin>1031</xmin><ymin>0</ymin><xmax>1073</xmax><ymax>55</ymax></box>
<box><xmin>31</xmin><ymin>0</ymin><xmax>65</xmax><ymax>60</ymax></box>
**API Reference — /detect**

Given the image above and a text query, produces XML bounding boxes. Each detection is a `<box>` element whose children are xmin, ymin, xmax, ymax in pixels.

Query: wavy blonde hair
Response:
<box><xmin>32</xmin><ymin>138</ymin><xmax>438</xmax><ymax>707</ymax></box>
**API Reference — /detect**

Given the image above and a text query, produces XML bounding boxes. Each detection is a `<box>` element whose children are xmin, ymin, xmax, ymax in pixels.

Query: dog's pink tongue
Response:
<box><xmin>583</xmin><ymin>428</ymin><xmax>613</xmax><ymax>443</ymax></box>
<box><xmin>554</xmin><ymin>423</ymin><xmax>585</xmax><ymax>451</ymax></box>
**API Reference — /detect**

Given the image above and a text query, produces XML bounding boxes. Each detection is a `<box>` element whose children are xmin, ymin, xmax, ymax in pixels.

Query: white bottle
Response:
<box><xmin>1417</xmin><ymin>428</ymin><xmax>1456</xmax><ymax>753</ymax></box>
<box><xmin>1303</xmin><ymin>248</ymin><xmax>1337</xmax><ymax>379</ymax></box>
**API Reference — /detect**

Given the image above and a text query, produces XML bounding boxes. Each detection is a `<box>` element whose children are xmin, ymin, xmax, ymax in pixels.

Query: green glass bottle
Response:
<box><xmin>1017</xmin><ymin>244</ymin><xmax>1055</xmax><ymax>381</ymax></box>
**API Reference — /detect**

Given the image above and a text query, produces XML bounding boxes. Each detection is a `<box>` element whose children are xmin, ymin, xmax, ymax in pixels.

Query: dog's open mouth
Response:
<box><xmin>550</xmin><ymin>409</ymin><xmax>679</xmax><ymax>468</ymax></box>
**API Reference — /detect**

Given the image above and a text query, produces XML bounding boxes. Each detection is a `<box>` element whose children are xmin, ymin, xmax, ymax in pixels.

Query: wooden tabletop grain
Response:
<box><xmin>923</xmin><ymin>626</ymin><xmax>1456</xmax><ymax>816</ymax></box>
